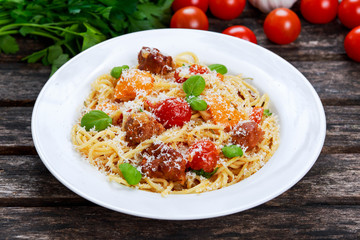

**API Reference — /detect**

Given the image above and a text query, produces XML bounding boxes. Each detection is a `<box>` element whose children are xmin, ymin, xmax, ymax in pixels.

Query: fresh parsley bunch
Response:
<box><xmin>0</xmin><ymin>0</ymin><xmax>173</xmax><ymax>75</ymax></box>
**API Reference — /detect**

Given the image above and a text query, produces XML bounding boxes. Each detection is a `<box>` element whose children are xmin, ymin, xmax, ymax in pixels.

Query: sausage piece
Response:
<box><xmin>227</xmin><ymin>121</ymin><xmax>264</xmax><ymax>151</ymax></box>
<box><xmin>124</xmin><ymin>112</ymin><xmax>165</xmax><ymax>146</ymax></box>
<box><xmin>141</xmin><ymin>144</ymin><xmax>186</xmax><ymax>183</ymax></box>
<box><xmin>138</xmin><ymin>47</ymin><xmax>173</xmax><ymax>74</ymax></box>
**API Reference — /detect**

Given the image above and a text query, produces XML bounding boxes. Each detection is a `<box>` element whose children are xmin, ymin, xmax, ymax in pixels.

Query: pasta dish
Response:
<box><xmin>71</xmin><ymin>47</ymin><xmax>280</xmax><ymax>196</ymax></box>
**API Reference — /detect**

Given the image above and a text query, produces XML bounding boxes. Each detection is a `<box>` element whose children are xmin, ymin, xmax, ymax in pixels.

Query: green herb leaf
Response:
<box><xmin>47</xmin><ymin>45</ymin><xmax>63</xmax><ymax>64</ymax></box>
<box><xmin>0</xmin><ymin>0</ymin><xmax>173</xmax><ymax>78</ymax></box>
<box><xmin>264</xmin><ymin>109</ymin><xmax>272</xmax><ymax>116</ymax></box>
<box><xmin>208</xmin><ymin>64</ymin><xmax>228</xmax><ymax>75</ymax></box>
<box><xmin>0</xmin><ymin>35</ymin><xmax>19</xmax><ymax>54</ymax></box>
<box><xmin>192</xmin><ymin>167</ymin><xmax>219</xmax><ymax>179</ymax></box>
<box><xmin>186</xmin><ymin>95</ymin><xmax>207</xmax><ymax>111</ymax></box>
<box><xmin>222</xmin><ymin>145</ymin><xmax>243</xmax><ymax>158</ymax></box>
<box><xmin>22</xmin><ymin>49</ymin><xmax>47</xmax><ymax>63</ymax></box>
<box><xmin>110</xmin><ymin>65</ymin><xmax>129</xmax><ymax>78</ymax></box>
<box><xmin>183</xmin><ymin>75</ymin><xmax>206</xmax><ymax>97</ymax></box>
<box><xmin>50</xmin><ymin>53</ymin><xmax>69</xmax><ymax>76</ymax></box>
<box><xmin>119</xmin><ymin>162</ymin><xmax>142</xmax><ymax>185</ymax></box>
<box><xmin>81</xmin><ymin>23</ymin><xmax>106</xmax><ymax>51</ymax></box>
<box><xmin>80</xmin><ymin>110</ymin><xmax>112</xmax><ymax>131</ymax></box>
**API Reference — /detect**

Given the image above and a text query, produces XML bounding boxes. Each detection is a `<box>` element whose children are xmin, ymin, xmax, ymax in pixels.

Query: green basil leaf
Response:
<box><xmin>110</xmin><ymin>65</ymin><xmax>129</xmax><ymax>78</ymax></box>
<box><xmin>186</xmin><ymin>95</ymin><xmax>207</xmax><ymax>111</ymax></box>
<box><xmin>208</xmin><ymin>64</ymin><xmax>228</xmax><ymax>75</ymax></box>
<box><xmin>119</xmin><ymin>163</ymin><xmax>142</xmax><ymax>185</ymax></box>
<box><xmin>222</xmin><ymin>145</ymin><xmax>243</xmax><ymax>158</ymax></box>
<box><xmin>192</xmin><ymin>167</ymin><xmax>219</xmax><ymax>179</ymax></box>
<box><xmin>264</xmin><ymin>109</ymin><xmax>272</xmax><ymax>116</ymax></box>
<box><xmin>182</xmin><ymin>75</ymin><xmax>206</xmax><ymax>96</ymax></box>
<box><xmin>80</xmin><ymin>110</ymin><xmax>112</xmax><ymax>131</ymax></box>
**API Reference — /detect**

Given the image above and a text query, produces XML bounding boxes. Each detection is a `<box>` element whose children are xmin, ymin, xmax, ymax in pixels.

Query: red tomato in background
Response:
<box><xmin>172</xmin><ymin>0</ymin><xmax>208</xmax><ymax>13</ymax></box>
<box><xmin>344</xmin><ymin>26</ymin><xmax>360</xmax><ymax>62</ymax></box>
<box><xmin>187</xmin><ymin>139</ymin><xmax>219</xmax><ymax>173</ymax></box>
<box><xmin>209</xmin><ymin>0</ymin><xmax>246</xmax><ymax>20</ymax></box>
<box><xmin>152</xmin><ymin>98</ymin><xmax>192</xmax><ymax>129</ymax></box>
<box><xmin>338</xmin><ymin>0</ymin><xmax>360</xmax><ymax>29</ymax></box>
<box><xmin>263</xmin><ymin>8</ymin><xmax>301</xmax><ymax>45</ymax></box>
<box><xmin>222</xmin><ymin>25</ymin><xmax>257</xmax><ymax>44</ymax></box>
<box><xmin>170</xmin><ymin>6</ymin><xmax>209</xmax><ymax>30</ymax></box>
<box><xmin>300</xmin><ymin>0</ymin><xmax>338</xmax><ymax>24</ymax></box>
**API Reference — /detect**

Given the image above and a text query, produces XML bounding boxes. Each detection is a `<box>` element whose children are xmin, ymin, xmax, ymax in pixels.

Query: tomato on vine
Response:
<box><xmin>172</xmin><ymin>0</ymin><xmax>208</xmax><ymax>13</ymax></box>
<box><xmin>263</xmin><ymin>8</ymin><xmax>301</xmax><ymax>45</ymax></box>
<box><xmin>338</xmin><ymin>0</ymin><xmax>360</xmax><ymax>29</ymax></box>
<box><xmin>344</xmin><ymin>26</ymin><xmax>360</xmax><ymax>62</ymax></box>
<box><xmin>222</xmin><ymin>25</ymin><xmax>257</xmax><ymax>44</ymax></box>
<box><xmin>209</xmin><ymin>0</ymin><xmax>246</xmax><ymax>20</ymax></box>
<box><xmin>300</xmin><ymin>0</ymin><xmax>338</xmax><ymax>24</ymax></box>
<box><xmin>170</xmin><ymin>6</ymin><xmax>209</xmax><ymax>30</ymax></box>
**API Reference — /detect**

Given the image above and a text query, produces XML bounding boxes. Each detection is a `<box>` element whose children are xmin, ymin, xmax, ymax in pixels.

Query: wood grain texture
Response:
<box><xmin>1</xmin><ymin>206</ymin><xmax>359</xmax><ymax>239</ymax></box>
<box><xmin>1</xmin><ymin>154</ymin><xmax>359</xmax><ymax>206</ymax></box>
<box><xmin>1</xmin><ymin>106</ymin><xmax>359</xmax><ymax>153</ymax></box>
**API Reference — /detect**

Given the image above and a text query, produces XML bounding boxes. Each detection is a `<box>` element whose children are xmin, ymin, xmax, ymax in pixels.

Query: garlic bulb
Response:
<box><xmin>249</xmin><ymin>0</ymin><xmax>298</xmax><ymax>13</ymax></box>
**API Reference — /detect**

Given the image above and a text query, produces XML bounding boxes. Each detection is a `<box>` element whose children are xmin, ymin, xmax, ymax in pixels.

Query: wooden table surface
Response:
<box><xmin>1</xmin><ymin>3</ymin><xmax>359</xmax><ymax>239</ymax></box>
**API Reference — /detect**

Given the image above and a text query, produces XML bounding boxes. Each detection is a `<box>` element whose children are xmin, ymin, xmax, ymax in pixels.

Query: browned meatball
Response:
<box><xmin>141</xmin><ymin>144</ymin><xmax>186</xmax><ymax>184</ymax></box>
<box><xmin>138</xmin><ymin>47</ymin><xmax>173</xmax><ymax>74</ymax></box>
<box><xmin>124</xmin><ymin>112</ymin><xmax>165</xmax><ymax>146</ymax></box>
<box><xmin>227</xmin><ymin>121</ymin><xmax>264</xmax><ymax>151</ymax></box>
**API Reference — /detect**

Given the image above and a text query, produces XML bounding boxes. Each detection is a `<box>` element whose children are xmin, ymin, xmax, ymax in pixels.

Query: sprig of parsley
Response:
<box><xmin>0</xmin><ymin>0</ymin><xmax>173</xmax><ymax>75</ymax></box>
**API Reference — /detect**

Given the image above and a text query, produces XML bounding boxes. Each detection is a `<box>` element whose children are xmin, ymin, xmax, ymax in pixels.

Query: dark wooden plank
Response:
<box><xmin>0</xmin><ymin>155</ymin><xmax>77</xmax><ymax>203</ymax></box>
<box><xmin>292</xmin><ymin>61</ymin><xmax>360</xmax><ymax>106</ymax></box>
<box><xmin>1</xmin><ymin>106</ymin><xmax>359</xmax><ymax>153</ymax></box>
<box><xmin>0</xmin><ymin>107</ymin><xmax>33</xmax><ymax>151</ymax></box>
<box><xmin>0</xmin><ymin>205</ymin><xmax>359</xmax><ymax>239</ymax></box>
<box><xmin>0</xmin><ymin>63</ymin><xmax>50</xmax><ymax>106</ymax></box>
<box><xmin>1</xmin><ymin>61</ymin><xmax>359</xmax><ymax>106</ymax></box>
<box><xmin>1</xmin><ymin>153</ymin><xmax>359</xmax><ymax>206</ymax></box>
<box><xmin>323</xmin><ymin>106</ymin><xmax>360</xmax><ymax>153</ymax></box>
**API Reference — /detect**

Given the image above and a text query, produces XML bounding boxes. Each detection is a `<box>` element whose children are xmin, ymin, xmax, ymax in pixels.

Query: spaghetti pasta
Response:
<box><xmin>71</xmin><ymin>47</ymin><xmax>280</xmax><ymax>196</ymax></box>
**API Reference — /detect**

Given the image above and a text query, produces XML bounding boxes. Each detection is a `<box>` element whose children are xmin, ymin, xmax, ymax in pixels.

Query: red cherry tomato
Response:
<box><xmin>222</xmin><ymin>25</ymin><xmax>257</xmax><ymax>44</ymax></box>
<box><xmin>172</xmin><ymin>0</ymin><xmax>208</xmax><ymax>13</ymax></box>
<box><xmin>209</xmin><ymin>0</ymin><xmax>246</xmax><ymax>20</ymax></box>
<box><xmin>152</xmin><ymin>98</ymin><xmax>192</xmax><ymax>129</ymax></box>
<box><xmin>189</xmin><ymin>64</ymin><xmax>210</xmax><ymax>74</ymax></box>
<box><xmin>187</xmin><ymin>139</ymin><xmax>219</xmax><ymax>173</ymax></box>
<box><xmin>344</xmin><ymin>26</ymin><xmax>360</xmax><ymax>62</ymax></box>
<box><xmin>249</xmin><ymin>107</ymin><xmax>264</xmax><ymax>124</ymax></box>
<box><xmin>263</xmin><ymin>8</ymin><xmax>301</xmax><ymax>45</ymax></box>
<box><xmin>300</xmin><ymin>0</ymin><xmax>338</xmax><ymax>24</ymax></box>
<box><xmin>174</xmin><ymin>64</ymin><xmax>210</xmax><ymax>83</ymax></box>
<box><xmin>174</xmin><ymin>70</ymin><xmax>188</xmax><ymax>83</ymax></box>
<box><xmin>170</xmin><ymin>6</ymin><xmax>209</xmax><ymax>30</ymax></box>
<box><xmin>338</xmin><ymin>0</ymin><xmax>360</xmax><ymax>29</ymax></box>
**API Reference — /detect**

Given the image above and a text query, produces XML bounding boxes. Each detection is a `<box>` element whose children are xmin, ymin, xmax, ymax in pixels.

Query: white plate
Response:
<box><xmin>32</xmin><ymin>29</ymin><xmax>326</xmax><ymax>220</ymax></box>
